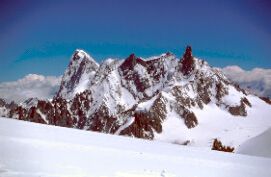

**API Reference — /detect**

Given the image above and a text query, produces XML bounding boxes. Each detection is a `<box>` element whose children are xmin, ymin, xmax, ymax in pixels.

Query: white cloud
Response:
<box><xmin>0</xmin><ymin>74</ymin><xmax>62</xmax><ymax>103</ymax></box>
<box><xmin>216</xmin><ymin>66</ymin><xmax>271</xmax><ymax>98</ymax></box>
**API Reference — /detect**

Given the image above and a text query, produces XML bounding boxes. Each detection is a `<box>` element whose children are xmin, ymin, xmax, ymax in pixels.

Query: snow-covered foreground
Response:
<box><xmin>0</xmin><ymin>118</ymin><xmax>271</xmax><ymax>177</ymax></box>
<box><xmin>237</xmin><ymin>128</ymin><xmax>271</xmax><ymax>158</ymax></box>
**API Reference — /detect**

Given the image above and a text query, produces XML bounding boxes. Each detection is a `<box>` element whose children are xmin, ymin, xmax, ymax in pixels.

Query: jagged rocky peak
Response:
<box><xmin>181</xmin><ymin>45</ymin><xmax>195</xmax><ymax>76</ymax></box>
<box><xmin>72</xmin><ymin>49</ymin><xmax>90</xmax><ymax>60</ymax></box>
<box><xmin>120</xmin><ymin>53</ymin><xmax>137</xmax><ymax>70</ymax></box>
<box><xmin>126</xmin><ymin>53</ymin><xmax>137</xmax><ymax>63</ymax></box>
<box><xmin>183</xmin><ymin>45</ymin><xmax>193</xmax><ymax>59</ymax></box>
<box><xmin>120</xmin><ymin>53</ymin><xmax>148</xmax><ymax>71</ymax></box>
<box><xmin>56</xmin><ymin>49</ymin><xmax>99</xmax><ymax>100</ymax></box>
<box><xmin>166</xmin><ymin>51</ymin><xmax>174</xmax><ymax>56</ymax></box>
<box><xmin>70</xmin><ymin>49</ymin><xmax>99</xmax><ymax>69</ymax></box>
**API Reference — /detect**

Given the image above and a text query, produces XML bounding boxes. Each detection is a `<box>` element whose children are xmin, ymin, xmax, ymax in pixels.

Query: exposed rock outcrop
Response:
<box><xmin>180</xmin><ymin>45</ymin><xmax>195</xmax><ymax>76</ymax></box>
<box><xmin>120</xmin><ymin>94</ymin><xmax>167</xmax><ymax>139</ymax></box>
<box><xmin>229</xmin><ymin>97</ymin><xmax>251</xmax><ymax>116</ymax></box>
<box><xmin>260</xmin><ymin>97</ymin><xmax>271</xmax><ymax>105</ymax></box>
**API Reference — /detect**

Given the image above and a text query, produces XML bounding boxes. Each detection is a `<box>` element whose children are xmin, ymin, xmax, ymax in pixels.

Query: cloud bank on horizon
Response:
<box><xmin>0</xmin><ymin>65</ymin><xmax>270</xmax><ymax>103</ymax></box>
<box><xmin>217</xmin><ymin>66</ymin><xmax>271</xmax><ymax>98</ymax></box>
<box><xmin>0</xmin><ymin>74</ymin><xmax>62</xmax><ymax>103</ymax></box>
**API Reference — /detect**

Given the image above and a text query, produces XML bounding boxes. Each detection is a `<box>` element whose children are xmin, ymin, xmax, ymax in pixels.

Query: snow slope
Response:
<box><xmin>155</xmin><ymin>94</ymin><xmax>271</xmax><ymax>149</ymax></box>
<box><xmin>0</xmin><ymin>117</ymin><xmax>271</xmax><ymax>177</ymax></box>
<box><xmin>236</xmin><ymin>128</ymin><xmax>271</xmax><ymax>158</ymax></box>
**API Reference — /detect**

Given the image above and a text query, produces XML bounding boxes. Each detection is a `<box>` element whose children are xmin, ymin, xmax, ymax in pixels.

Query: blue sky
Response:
<box><xmin>0</xmin><ymin>0</ymin><xmax>271</xmax><ymax>83</ymax></box>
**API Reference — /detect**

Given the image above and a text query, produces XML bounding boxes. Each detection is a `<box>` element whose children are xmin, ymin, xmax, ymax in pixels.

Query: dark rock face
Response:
<box><xmin>173</xmin><ymin>103</ymin><xmax>198</xmax><ymax>129</ymax></box>
<box><xmin>171</xmin><ymin>86</ymin><xmax>197</xmax><ymax>109</ymax></box>
<box><xmin>0</xmin><ymin>99</ymin><xmax>7</xmax><ymax>107</ymax></box>
<box><xmin>9</xmin><ymin>100</ymin><xmax>53</xmax><ymax>123</ymax></box>
<box><xmin>53</xmin><ymin>98</ymin><xmax>74</xmax><ymax>127</ymax></box>
<box><xmin>242</xmin><ymin>97</ymin><xmax>252</xmax><ymax>107</ymax></box>
<box><xmin>180</xmin><ymin>45</ymin><xmax>195</xmax><ymax>76</ymax></box>
<box><xmin>233</xmin><ymin>82</ymin><xmax>248</xmax><ymax>96</ymax></box>
<box><xmin>212</xmin><ymin>139</ymin><xmax>234</xmax><ymax>152</ymax></box>
<box><xmin>17</xmin><ymin>107</ymin><xmax>28</xmax><ymax>120</ymax></box>
<box><xmin>28</xmin><ymin>106</ymin><xmax>47</xmax><ymax>124</ymax></box>
<box><xmin>195</xmin><ymin>74</ymin><xmax>213</xmax><ymax>105</ymax></box>
<box><xmin>119</xmin><ymin>54</ymin><xmax>150</xmax><ymax>97</ymax></box>
<box><xmin>72</xmin><ymin>50</ymin><xmax>82</xmax><ymax>60</ymax></box>
<box><xmin>229</xmin><ymin>105</ymin><xmax>247</xmax><ymax>116</ymax></box>
<box><xmin>120</xmin><ymin>94</ymin><xmax>167</xmax><ymax>139</ymax></box>
<box><xmin>229</xmin><ymin>97</ymin><xmax>251</xmax><ymax>116</ymax></box>
<box><xmin>146</xmin><ymin>56</ymin><xmax>168</xmax><ymax>82</ymax></box>
<box><xmin>7</xmin><ymin>101</ymin><xmax>18</xmax><ymax>109</ymax></box>
<box><xmin>36</xmin><ymin>100</ymin><xmax>54</xmax><ymax>125</ymax></box>
<box><xmin>216</xmin><ymin>82</ymin><xmax>229</xmax><ymax>102</ymax></box>
<box><xmin>184</xmin><ymin>111</ymin><xmax>198</xmax><ymax>129</ymax></box>
<box><xmin>88</xmin><ymin>102</ymin><xmax>120</xmax><ymax>133</ymax></box>
<box><xmin>260</xmin><ymin>97</ymin><xmax>271</xmax><ymax>105</ymax></box>
<box><xmin>9</xmin><ymin>106</ymin><xmax>27</xmax><ymax>120</ymax></box>
<box><xmin>119</xmin><ymin>53</ymin><xmax>148</xmax><ymax>76</ymax></box>
<box><xmin>120</xmin><ymin>53</ymin><xmax>138</xmax><ymax>71</ymax></box>
<box><xmin>68</xmin><ymin>60</ymin><xmax>86</xmax><ymax>89</ymax></box>
<box><xmin>134</xmin><ymin>74</ymin><xmax>150</xmax><ymax>93</ymax></box>
<box><xmin>119</xmin><ymin>52</ymin><xmax>176</xmax><ymax>100</ymax></box>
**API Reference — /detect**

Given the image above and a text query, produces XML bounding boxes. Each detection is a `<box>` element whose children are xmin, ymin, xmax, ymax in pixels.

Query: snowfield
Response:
<box><xmin>155</xmin><ymin>94</ymin><xmax>271</xmax><ymax>149</ymax></box>
<box><xmin>0</xmin><ymin>118</ymin><xmax>271</xmax><ymax>177</ymax></box>
<box><xmin>237</xmin><ymin>127</ymin><xmax>271</xmax><ymax>158</ymax></box>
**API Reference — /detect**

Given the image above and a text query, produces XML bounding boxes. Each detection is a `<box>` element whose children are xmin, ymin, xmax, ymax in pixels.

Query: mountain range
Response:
<box><xmin>0</xmin><ymin>46</ymin><xmax>270</xmax><ymax>149</ymax></box>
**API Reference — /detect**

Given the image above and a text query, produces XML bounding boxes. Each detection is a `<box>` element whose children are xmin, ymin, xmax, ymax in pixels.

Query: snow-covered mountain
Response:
<box><xmin>237</xmin><ymin>127</ymin><xmax>271</xmax><ymax>158</ymax></box>
<box><xmin>56</xmin><ymin>49</ymin><xmax>99</xmax><ymax>99</ymax></box>
<box><xmin>1</xmin><ymin>46</ymin><xmax>271</xmax><ymax>150</ymax></box>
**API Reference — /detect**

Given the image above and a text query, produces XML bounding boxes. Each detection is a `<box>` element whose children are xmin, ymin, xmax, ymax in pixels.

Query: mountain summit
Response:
<box><xmin>56</xmin><ymin>49</ymin><xmax>99</xmax><ymax>99</ymax></box>
<box><xmin>181</xmin><ymin>45</ymin><xmax>195</xmax><ymax>76</ymax></box>
<box><xmin>1</xmin><ymin>46</ymin><xmax>271</xmax><ymax>149</ymax></box>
